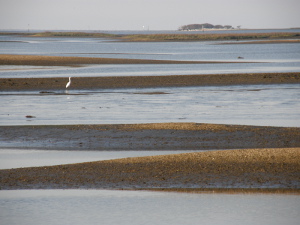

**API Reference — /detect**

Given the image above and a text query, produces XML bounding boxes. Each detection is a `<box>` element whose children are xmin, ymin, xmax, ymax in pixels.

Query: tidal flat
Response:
<box><xmin>0</xmin><ymin>33</ymin><xmax>299</xmax><ymax>192</ymax></box>
<box><xmin>0</xmin><ymin>123</ymin><xmax>299</xmax><ymax>192</ymax></box>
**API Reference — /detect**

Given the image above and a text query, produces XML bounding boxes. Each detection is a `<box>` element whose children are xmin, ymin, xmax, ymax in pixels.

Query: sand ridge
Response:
<box><xmin>1</xmin><ymin>148</ymin><xmax>299</xmax><ymax>191</ymax></box>
<box><xmin>0</xmin><ymin>54</ymin><xmax>243</xmax><ymax>67</ymax></box>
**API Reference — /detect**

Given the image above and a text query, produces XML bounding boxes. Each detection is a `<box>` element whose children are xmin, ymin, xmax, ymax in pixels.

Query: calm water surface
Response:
<box><xmin>0</xmin><ymin>149</ymin><xmax>201</xmax><ymax>169</ymax></box>
<box><xmin>1</xmin><ymin>84</ymin><xmax>299</xmax><ymax>127</ymax></box>
<box><xmin>0</xmin><ymin>34</ymin><xmax>300</xmax><ymax>78</ymax></box>
<box><xmin>0</xmin><ymin>190</ymin><xmax>299</xmax><ymax>225</ymax></box>
<box><xmin>1</xmin><ymin>32</ymin><xmax>299</xmax><ymax>225</ymax></box>
<box><xmin>1</xmin><ymin>33</ymin><xmax>299</xmax><ymax>127</ymax></box>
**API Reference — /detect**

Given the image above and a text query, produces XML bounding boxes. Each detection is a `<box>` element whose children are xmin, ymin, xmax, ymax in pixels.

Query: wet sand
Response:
<box><xmin>0</xmin><ymin>123</ymin><xmax>299</xmax><ymax>192</ymax></box>
<box><xmin>1</xmin><ymin>72</ymin><xmax>299</xmax><ymax>91</ymax></box>
<box><xmin>0</xmin><ymin>54</ymin><xmax>242</xmax><ymax>67</ymax></box>
<box><xmin>1</xmin><ymin>54</ymin><xmax>299</xmax><ymax>192</ymax></box>
<box><xmin>0</xmin><ymin>54</ymin><xmax>299</xmax><ymax>90</ymax></box>
<box><xmin>1</xmin><ymin>123</ymin><xmax>299</xmax><ymax>150</ymax></box>
<box><xmin>0</xmin><ymin>148</ymin><xmax>299</xmax><ymax>192</ymax></box>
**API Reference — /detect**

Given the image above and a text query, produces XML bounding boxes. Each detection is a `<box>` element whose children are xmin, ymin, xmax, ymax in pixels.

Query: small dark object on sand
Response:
<box><xmin>25</xmin><ymin>115</ymin><xmax>36</xmax><ymax>118</ymax></box>
<box><xmin>39</xmin><ymin>91</ymin><xmax>54</xmax><ymax>94</ymax></box>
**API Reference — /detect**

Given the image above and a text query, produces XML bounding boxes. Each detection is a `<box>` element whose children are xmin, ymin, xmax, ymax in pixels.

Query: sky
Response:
<box><xmin>1</xmin><ymin>0</ymin><xmax>300</xmax><ymax>31</ymax></box>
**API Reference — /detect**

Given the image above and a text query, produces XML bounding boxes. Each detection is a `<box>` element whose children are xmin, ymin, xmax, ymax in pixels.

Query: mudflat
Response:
<box><xmin>1</xmin><ymin>123</ymin><xmax>299</xmax><ymax>150</ymax></box>
<box><xmin>1</xmin><ymin>72</ymin><xmax>299</xmax><ymax>91</ymax></box>
<box><xmin>0</xmin><ymin>123</ymin><xmax>299</xmax><ymax>192</ymax></box>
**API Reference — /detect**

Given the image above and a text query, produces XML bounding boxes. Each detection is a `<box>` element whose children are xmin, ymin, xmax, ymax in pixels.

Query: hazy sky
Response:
<box><xmin>1</xmin><ymin>0</ymin><xmax>300</xmax><ymax>30</ymax></box>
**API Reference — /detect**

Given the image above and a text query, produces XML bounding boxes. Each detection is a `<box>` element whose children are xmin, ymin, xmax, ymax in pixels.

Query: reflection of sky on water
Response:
<box><xmin>1</xmin><ymin>62</ymin><xmax>300</xmax><ymax>78</ymax></box>
<box><xmin>0</xmin><ymin>35</ymin><xmax>300</xmax><ymax>78</ymax></box>
<box><xmin>0</xmin><ymin>35</ymin><xmax>299</xmax><ymax>127</ymax></box>
<box><xmin>1</xmin><ymin>34</ymin><xmax>299</xmax><ymax>225</ymax></box>
<box><xmin>1</xmin><ymin>84</ymin><xmax>299</xmax><ymax>127</ymax></box>
<box><xmin>0</xmin><ymin>149</ymin><xmax>201</xmax><ymax>169</ymax></box>
<box><xmin>1</xmin><ymin>190</ymin><xmax>299</xmax><ymax>225</ymax></box>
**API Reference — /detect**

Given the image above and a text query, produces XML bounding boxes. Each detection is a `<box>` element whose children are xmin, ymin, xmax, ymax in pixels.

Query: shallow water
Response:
<box><xmin>1</xmin><ymin>32</ymin><xmax>299</xmax><ymax>225</ymax></box>
<box><xmin>2</xmin><ymin>61</ymin><xmax>300</xmax><ymax>79</ymax></box>
<box><xmin>1</xmin><ymin>34</ymin><xmax>299</xmax><ymax>127</ymax></box>
<box><xmin>1</xmin><ymin>84</ymin><xmax>299</xmax><ymax>127</ymax></box>
<box><xmin>0</xmin><ymin>34</ymin><xmax>300</xmax><ymax>78</ymax></box>
<box><xmin>0</xmin><ymin>149</ymin><xmax>201</xmax><ymax>169</ymax></box>
<box><xmin>0</xmin><ymin>189</ymin><xmax>299</xmax><ymax>225</ymax></box>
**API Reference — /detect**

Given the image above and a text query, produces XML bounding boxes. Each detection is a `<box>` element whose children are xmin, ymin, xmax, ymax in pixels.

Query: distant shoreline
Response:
<box><xmin>217</xmin><ymin>39</ymin><xmax>300</xmax><ymax>44</ymax></box>
<box><xmin>1</xmin><ymin>31</ymin><xmax>300</xmax><ymax>42</ymax></box>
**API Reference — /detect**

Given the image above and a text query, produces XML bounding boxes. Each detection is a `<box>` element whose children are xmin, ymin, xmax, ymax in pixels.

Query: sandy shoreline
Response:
<box><xmin>1</xmin><ymin>148</ymin><xmax>299</xmax><ymax>192</ymax></box>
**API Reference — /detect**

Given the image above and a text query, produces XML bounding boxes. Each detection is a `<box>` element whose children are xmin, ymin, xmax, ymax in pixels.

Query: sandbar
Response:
<box><xmin>0</xmin><ymin>54</ymin><xmax>243</xmax><ymax>67</ymax></box>
<box><xmin>1</xmin><ymin>72</ymin><xmax>299</xmax><ymax>91</ymax></box>
<box><xmin>0</xmin><ymin>147</ymin><xmax>299</xmax><ymax>192</ymax></box>
<box><xmin>0</xmin><ymin>123</ymin><xmax>299</xmax><ymax>192</ymax></box>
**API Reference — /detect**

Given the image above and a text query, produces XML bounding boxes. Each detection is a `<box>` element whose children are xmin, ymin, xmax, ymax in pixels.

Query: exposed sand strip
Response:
<box><xmin>1</xmin><ymin>72</ymin><xmax>299</xmax><ymax>91</ymax></box>
<box><xmin>0</xmin><ymin>148</ymin><xmax>299</xmax><ymax>191</ymax></box>
<box><xmin>0</xmin><ymin>54</ymin><xmax>244</xmax><ymax>67</ymax></box>
<box><xmin>217</xmin><ymin>39</ymin><xmax>300</xmax><ymax>44</ymax></box>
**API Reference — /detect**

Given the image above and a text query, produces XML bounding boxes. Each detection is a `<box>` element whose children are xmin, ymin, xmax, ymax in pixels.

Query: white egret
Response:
<box><xmin>66</xmin><ymin>77</ymin><xmax>71</xmax><ymax>88</ymax></box>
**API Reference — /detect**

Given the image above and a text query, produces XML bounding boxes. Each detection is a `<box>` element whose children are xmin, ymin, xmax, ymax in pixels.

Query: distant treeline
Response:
<box><xmin>120</xmin><ymin>32</ymin><xmax>300</xmax><ymax>42</ymax></box>
<box><xmin>1</xmin><ymin>31</ymin><xmax>300</xmax><ymax>42</ymax></box>
<box><xmin>179</xmin><ymin>23</ymin><xmax>234</xmax><ymax>31</ymax></box>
